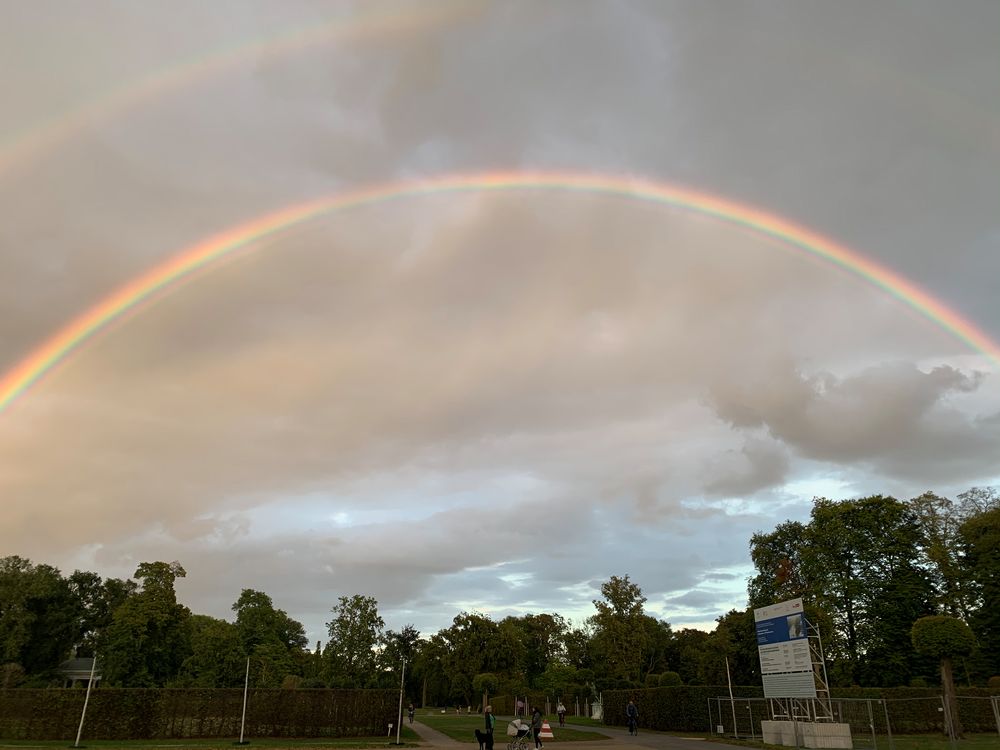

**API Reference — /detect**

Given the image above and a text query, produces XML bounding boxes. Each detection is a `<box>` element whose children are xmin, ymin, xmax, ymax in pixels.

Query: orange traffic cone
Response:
<box><xmin>539</xmin><ymin>721</ymin><xmax>554</xmax><ymax>740</ymax></box>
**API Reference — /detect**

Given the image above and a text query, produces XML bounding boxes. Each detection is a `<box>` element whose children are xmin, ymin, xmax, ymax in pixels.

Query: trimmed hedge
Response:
<box><xmin>602</xmin><ymin>686</ymin><xmax>1000</xmax><ymax>735</ymax></box>
<box><xmin>0</xmin><ymin>688</ymin><xmax>398</xmax><ymax>740</ymax></box>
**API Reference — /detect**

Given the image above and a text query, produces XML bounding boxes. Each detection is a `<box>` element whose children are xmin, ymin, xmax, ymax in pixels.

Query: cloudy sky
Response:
<box><xmin>1</xmin><ymin>1</ymin><xmax>998</xmax><ymax>645</ymax></box>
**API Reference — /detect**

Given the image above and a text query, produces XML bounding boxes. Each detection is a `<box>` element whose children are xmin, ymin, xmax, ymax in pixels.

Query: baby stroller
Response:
<box><xmin>506</xmin><ymin>719</ymin><xmax>531</xmax><ymax>750</ymax></box>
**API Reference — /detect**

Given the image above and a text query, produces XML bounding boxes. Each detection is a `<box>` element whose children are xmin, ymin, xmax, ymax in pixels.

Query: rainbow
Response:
<box><xmin>0</xmin><ymin>1</ymin><xmax>473</xmax><ymax>176</ymax></box>
<box><xmin>2</xmin><ymin>169</ymin><xmax>998</xmax><ymax>414</ymax></box>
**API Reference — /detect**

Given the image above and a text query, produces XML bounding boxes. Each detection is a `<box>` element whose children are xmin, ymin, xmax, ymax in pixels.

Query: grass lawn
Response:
<box><xmin>416</xmin><ymin>714</ymin><xmax>609</xmax><ymax>743</ymax></box>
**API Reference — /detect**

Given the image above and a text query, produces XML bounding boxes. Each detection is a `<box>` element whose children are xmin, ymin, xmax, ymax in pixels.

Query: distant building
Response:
<box><xmin>58</xmin><ymin>658</ymin><xmax>102</xmax><ymax>689</ymax></box>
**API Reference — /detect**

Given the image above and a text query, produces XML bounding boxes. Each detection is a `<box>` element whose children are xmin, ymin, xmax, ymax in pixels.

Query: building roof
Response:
<box><xmin>58</xmin><ymin>658</ymin><xmax>102</xmax><ymax>678</ymax></box>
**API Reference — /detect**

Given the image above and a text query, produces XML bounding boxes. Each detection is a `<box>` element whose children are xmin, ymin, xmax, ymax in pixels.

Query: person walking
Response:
<box><xmin>408</xmin><ymin>703</ymin><xmax>415</xmax><ymax>724</ymax></box>
<box><xmin>557</xmin><ymin>701</ymin><xmax>566</xmax><ymax>727</ymax></box>
<box><xmin>484</xmin><ymin>705</ymin><xmax>496</xmax><ymax>750</ymax></box>
<box><xmin>626</xmin><ymin>700</ymin><xmax>638</xmax><ymax>736</ymax></box>
<box><xmin>531</xmin><ymin>706</ymin><xmax>543</xmax><ymax>749</ymax></box>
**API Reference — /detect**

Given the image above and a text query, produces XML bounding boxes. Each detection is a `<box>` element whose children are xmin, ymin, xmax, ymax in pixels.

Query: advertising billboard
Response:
<box><xmin>754</xmin><ymin>597</ymin><xmax>816</xmax><ymax>698</ymax></box>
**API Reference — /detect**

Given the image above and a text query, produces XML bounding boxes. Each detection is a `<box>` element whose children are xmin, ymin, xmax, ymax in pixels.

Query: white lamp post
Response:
<box><xmin>395</xmin><ymin>657</ymin><xmax>407</xmax><ymax>745</ymax></box>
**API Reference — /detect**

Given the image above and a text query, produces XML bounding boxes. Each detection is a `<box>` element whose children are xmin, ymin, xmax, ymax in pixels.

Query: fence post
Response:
<box><xmin>881</xmin><ymin>699</ymin><xmax>893</xmax><ymax>750</ymax></box>
<box><xmin>992</xmin><ymin>696</ymin><xmax>1000</xmax><ymax>737</ymax></box>
<box><xmin>748</xmin><ymin>700</ymin><xmax>755</xmax><ymax>743</ymax></box>
<box><xmin>707</xmin><ymin>698</ymin><xmax>713</xmax><ymax>735</ymax></box>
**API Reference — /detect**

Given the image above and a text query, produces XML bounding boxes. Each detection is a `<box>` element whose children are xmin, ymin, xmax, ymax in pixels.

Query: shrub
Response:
<box><xmin>658</xmin><ymin>672</ymin><xmax>682</xmax><ymax>687</ymax></box>
<box><xmin>0</xmin><ymin>688</ymin><xmax>398</xmax><ymax>740</ymax></box>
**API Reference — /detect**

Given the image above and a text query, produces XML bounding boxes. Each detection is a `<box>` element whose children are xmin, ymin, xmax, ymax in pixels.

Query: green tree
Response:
<box><xmin>233</xmin><ymin>588</ymin><xmax>306</xmax><ymax>653</ymax></box>
<box><xmin>957</xmin><ymin>486</ymin><xmax>1000</xmax><ymax>517</ymax></box>
<box><xmin>588</xmin><ymin>575</ymin><xmax>647</xmax><ymax>685</ymax></box>
<box><xmin>473</xmin><ymin>672</ymin><xmax>500</xmax><ymax>711</ymax></box>
<box><xmin>412</xmin><ymin>633</ymin><xmax>449</xmax><ymax>706</ymax></box>
<box><xmin>748</xmin><ymin>521</ymin><xmax>809</xmax><ymax>609</ymax></box>
<box><xmin>501</xmin><ymin>613</ymin><xmax>567</xmax><ymax>687</ymax></box>
<box><xmin>909</xmin><ymin>493</ymin><xmax>971</xmax><ymax>618</ymax></box>
<box><xmin>231</xmin><ymin>588</ymin><xmax>307</xmax><ymax>686</ymax></box>
<box><xmin>705</xmin><ymin>609</ymin><xmax>759</xmax><ymax>685</ymax></box>
<box><xmin>671</xmin><ymin>628</ymin><xmax>710</xmax><ymax>685</ymax></box>
<box><xmin>0</xmin><ymin>556</ymin><xmax>80</xmax><ymax>676</ymax></box>
<box><xmin>753</xmin><ymin>496</ymin><xmax>936</xmax><ymax>686</ymax></box>
<box><xmin>535</xmin><ymin>662</ymin><xmax>579</xmax><ymax>699</ymax></box>
<box><xmin>958</xmin><ymin>506</ymin><xmax>1000</xmax><ymax>680</ymax></box>
<box><xmin>101</xmin><ymin>561</ymin><xmax>191</xmax><ymax>686</ymax></box>
<box><xmin>178</xmin><ymin>614</ymin><xmax>245</xmax><ymax>687</ymax></box>
<box><xmin>637</xmin><ymin>616</ymin><xmax>673</xmax><ymax>680</ymax></box>
<box><xmin>68</xmin><ymin>570</ymin><xmax>137</xmax><ymax>657</ymax></box>
<box><xmin>323</xmin><ymin>594</ymin><xmax>385</xmax><ymax>687</ymax></box>
<box><xmin>382</xmin><ymin>624</ymin><xmax>422</xmax><ymax>695</ymax></box>
<box><xmin>911</xmin><ymin>616</ymin><xmax>976</xmax><ymax>738</ymax></box>
<box><xmin>432</xmin><ymin>612</ymin><xmax>523</xmax><ymax>705</ymax></box>
<box><xmin>561</xmin><ymin>626</ymin><xmax>593</xmax><ymax>671</ymax></box>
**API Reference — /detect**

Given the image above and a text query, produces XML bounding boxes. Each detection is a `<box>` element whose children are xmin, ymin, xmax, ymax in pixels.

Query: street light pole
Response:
<box><xmin>73</xmin><ymin>655</ymin><xmax>98</xmax><ymax>748</ymax></box>
<box><xmin>396</xmin><ymin>657</ymin><xmax>407</xmax><ymax>746</ymax></box>
<box><xmin>239</xmin><ymin>656</ymin><xmax>250</xmax><ymax>744</ymax></box>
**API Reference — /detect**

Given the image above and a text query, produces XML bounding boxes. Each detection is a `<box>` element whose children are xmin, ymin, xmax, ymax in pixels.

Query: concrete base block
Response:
<box><xmin>800</xmin><ymin>722</ymin><xmax>852</xmax><ymax>749</ymax></box>
<box><xmin>760</xmin><ymin>721</ymin><xmax>852</xmax><ymax>749</ymax></box>
<box><xmin>761</xmin><ymin>720</ymin><xmax>798</xmax><ymax>746</ymax></box>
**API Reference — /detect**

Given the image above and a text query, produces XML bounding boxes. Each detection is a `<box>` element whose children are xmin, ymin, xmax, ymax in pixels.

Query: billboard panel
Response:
<box><xmin>753</xmin><ymin>597</ymin><xmax>816</xmax><ymax>698</ymax></box>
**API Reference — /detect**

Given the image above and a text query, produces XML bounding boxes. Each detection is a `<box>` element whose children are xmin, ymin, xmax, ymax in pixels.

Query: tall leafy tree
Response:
<box><xmin>798</xmin><ymin>497</ymin><xmax>934</xmax><ymax>685</ymax></box>
<box><xmin>382</xmin><ymin>624</ymin><xmax>422</xmax><ymax>695</ymax></box>
<box><xmin>561</xmin><ymin>626</ymin><xmax>593</xmax><ymax>671</ymax></box>
<box><xmin>101</xmin><ymin>561</ymin><xmax>191</xmax><ymax>686</ymax></box>
<box><xmin>671</xmin><ymin>628</ymin><xmax>711</xmax><ymax>685</ymax></box>
<box><xmin>178</xmin><ymin>614</ymin><xmax>245</xmax><ymax>687</ymax></box>
<box><xmin>0</xmin><ymin>556</ymin><xmax>79</xmax><ymax>676</ymax></box>
<box><xmin>958</xmin><ymin>506</ymin><xmax>1000</xmax><ymax>679</ymax></box>
<box><xmin>411</xmin><ymin>632</ymin><xmax>449</xmax><ymax>706</ymax></box>
<box><xmin>230</xmin><ymin>588</ymin><xmax>307</xmax><ymax>686</ymax></box>
<box><xmin>705</xmin><ymin>609</ymin><xmax>759</xmax><ymax>686</ymax></box>
<box><xmin>323</xmin><ymin>594</ymin><xmax>385</xmax><ymax>687</ymax></box>
<box><xmin>637</xmin><ymin>616</ymin><xmax>674</xmax><ymax>680</ymax></box>
<box><xmin>432</xmin><ymin>612</ymin><xmax>523</xmax><ymax>705</ymax></box>
<box><xmin>956</xmin><ymin>486</ymin><xmax>1000</xmax><ymax>517</ymax></box>
<box><xmin>587</xmin><ymin>575</ymin><xmax>647</xmax><ymax>685</ymax></box>
<box><xmin>68</xmin><ymin>570</ymin><xmax>137</xmax><ymax>656</ymax></box>
<box><xmin>909</xmin><ymin>492</ymin><xmax>971</xmax><ymax>617</ymax></box>
<box><xmin>748</xmin><ymin>521</ymin><xmax>809</xmax><ymax>609</ymax></box>
<box><xmin>501</xmin><ymin>613</ymin><xmax>567</xmax><ymax>687</ymax></box>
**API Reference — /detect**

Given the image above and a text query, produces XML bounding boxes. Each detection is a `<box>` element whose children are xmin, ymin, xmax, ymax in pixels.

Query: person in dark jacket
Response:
<box><xmin>531</xmin><ymin>706</ymin><xmax>543</xmax><ymax>749</ymax></box>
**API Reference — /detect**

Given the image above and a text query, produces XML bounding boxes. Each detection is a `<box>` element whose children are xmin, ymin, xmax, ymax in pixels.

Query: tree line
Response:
<box><xmin>1</xmin><ymin>487</ymin><xmax>997</xmax><ymax>700</ymax></box>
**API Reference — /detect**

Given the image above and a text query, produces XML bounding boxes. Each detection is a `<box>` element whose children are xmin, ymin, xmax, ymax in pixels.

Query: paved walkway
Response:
<box><xmin>408</xmin><ymin>718</ymin><xmax>743</xmax><ymax>750</ymax></box>
<box><xmin>409</xmin><ymin>719</ymin><xmax>463</xmax><ymax>745</ymax></box>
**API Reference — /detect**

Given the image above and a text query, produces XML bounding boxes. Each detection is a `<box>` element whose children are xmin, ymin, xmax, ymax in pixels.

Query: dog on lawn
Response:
<box><xmin>474</xmin><ymin>729</ymin><xmax>493</xmax><ymax>750</ymax></box>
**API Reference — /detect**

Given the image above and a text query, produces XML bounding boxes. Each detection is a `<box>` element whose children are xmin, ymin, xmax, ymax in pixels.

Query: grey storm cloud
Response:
<box><xmin>709</xmin><ymin>362</ymin><xmax>998</xmax><ymax>483</ymax></box>
<box><xmin>0</xmin><ymin>0</ymin><xmax>998</xmax><ymax>639</ymax></box>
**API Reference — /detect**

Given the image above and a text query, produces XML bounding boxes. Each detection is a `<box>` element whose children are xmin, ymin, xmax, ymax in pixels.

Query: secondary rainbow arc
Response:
<box><xmin>1</xmin><ymin>169</ymin><xmax>997</xmax><ymax>415</ymax></box>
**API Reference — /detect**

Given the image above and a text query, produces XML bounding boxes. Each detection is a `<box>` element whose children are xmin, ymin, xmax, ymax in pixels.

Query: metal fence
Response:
<box><xmin>709</xmin><ymin>695</ymin><xmax>1000</xmax><ymax>747</ymax></box>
